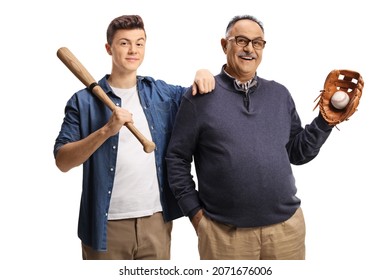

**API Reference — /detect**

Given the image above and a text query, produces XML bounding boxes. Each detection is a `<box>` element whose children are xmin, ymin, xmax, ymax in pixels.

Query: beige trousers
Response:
<box><xmin>197</xmin><ymin>207</ymin><xmax>306</xmax><ymax>260</ymax></box>
<box><xmin>82</xmin><ymin>212</ymin><xmax>172</xmax><ymax>260</ymax></box>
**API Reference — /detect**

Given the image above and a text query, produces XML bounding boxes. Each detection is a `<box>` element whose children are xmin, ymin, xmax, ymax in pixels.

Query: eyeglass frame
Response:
<box><xmin>226</xmin><ymin>35</ymin><xmax>267</xmax><ymax>50</ymax></box>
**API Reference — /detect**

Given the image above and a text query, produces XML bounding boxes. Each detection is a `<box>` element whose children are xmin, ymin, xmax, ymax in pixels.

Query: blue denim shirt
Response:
<box><xmin>54</xmin><ymin>75</ymin><xmax>187</xmax><ymax>251</ymax></box>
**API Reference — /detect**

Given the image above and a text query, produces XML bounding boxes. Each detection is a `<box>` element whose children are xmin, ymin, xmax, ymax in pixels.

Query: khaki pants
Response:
<box><xmin>82</xmin><ymin>212</ymin><xmax>172</xmax><ymax>260</ymax></box>
<box><xmin>198</xmin><ymin>207</ymin><xmax>306</xmax><ymax>260</ymax></box>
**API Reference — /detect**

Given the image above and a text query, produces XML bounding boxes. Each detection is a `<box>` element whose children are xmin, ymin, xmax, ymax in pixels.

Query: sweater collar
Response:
<box><xmin>222</xmin><ymin>65</ymin><xmax>257</xmax><ymax>92</ymax></box>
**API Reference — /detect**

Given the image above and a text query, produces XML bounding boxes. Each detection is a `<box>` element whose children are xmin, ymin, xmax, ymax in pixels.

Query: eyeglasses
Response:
<box><xmin>227</xmin><ymin>35</ymin><xmax>266</xmax><ymax>50</ymax></box>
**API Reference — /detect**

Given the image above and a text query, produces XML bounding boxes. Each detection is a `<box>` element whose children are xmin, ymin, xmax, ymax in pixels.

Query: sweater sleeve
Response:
<box><xmin>287</xmin><ymin>107</ymin><xmax>333</xmax><ymax>165</ymax></box>
<box><xmin>165</xmin><ymin>94</ymin><xmax>202</xmax><ymax>216</ymax></box>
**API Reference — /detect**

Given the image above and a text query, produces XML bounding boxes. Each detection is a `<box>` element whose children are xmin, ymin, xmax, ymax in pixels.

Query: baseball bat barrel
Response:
<box><xmin>57</xmin><ymin>47</ymin><xmax>156</xmax><ymax>153</ymax></box>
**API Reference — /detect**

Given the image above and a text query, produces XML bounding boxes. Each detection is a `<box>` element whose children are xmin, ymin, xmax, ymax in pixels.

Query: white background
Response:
<box><xmin>1</xmin><ymin>0</ymin><xmax>389</xmax><ymax>279</ymax></box>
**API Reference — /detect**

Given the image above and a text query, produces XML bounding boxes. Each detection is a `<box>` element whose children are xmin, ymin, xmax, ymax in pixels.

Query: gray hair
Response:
<box><xmin>225</xmin><ymin>15</ymin><xmax>264</xmax><ymax>36</ymax></box>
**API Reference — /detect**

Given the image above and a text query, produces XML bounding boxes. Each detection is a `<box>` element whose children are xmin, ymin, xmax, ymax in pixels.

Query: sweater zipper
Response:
<box><xmin>243</xmin><ymin>90</ymin><xmax>249</xmax><ymax>110</ymax></box>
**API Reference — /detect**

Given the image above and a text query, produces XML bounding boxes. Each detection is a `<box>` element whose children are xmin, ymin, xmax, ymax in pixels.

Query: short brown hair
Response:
<box><xmin>106</xmin><ymin>15</ymin><xmax>146</xmax><ymax>45</ymax></box>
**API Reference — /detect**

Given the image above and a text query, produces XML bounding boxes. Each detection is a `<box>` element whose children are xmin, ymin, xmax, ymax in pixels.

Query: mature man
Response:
<box><xmin>166</xmin><ymin>15</ymin><xmax>333</xmax><ymax>260</ymax></box>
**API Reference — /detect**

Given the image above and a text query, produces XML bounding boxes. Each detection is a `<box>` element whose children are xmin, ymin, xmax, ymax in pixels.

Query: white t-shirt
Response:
<box><xmin>108</xmin><ymin>86</ymin><xmax>162</xmax><ymax>220</ymax></box>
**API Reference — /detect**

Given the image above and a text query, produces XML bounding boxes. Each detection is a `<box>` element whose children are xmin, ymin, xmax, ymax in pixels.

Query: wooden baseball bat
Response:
<box><xmin>57</xmin><ymin>47</ymin><xmax>156</xmax><ymax>153</ymax></box>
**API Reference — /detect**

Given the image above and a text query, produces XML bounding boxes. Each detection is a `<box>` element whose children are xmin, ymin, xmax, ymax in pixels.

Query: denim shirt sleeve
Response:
<box><xmin>53</xmin><ymin>93</ymin><xmax>81</xmax><ymax>157</ymax></box>
<box><xmin>53</xmin><ymin>87</ymin><xmax>112</xmax><ymax>156</ymax></box>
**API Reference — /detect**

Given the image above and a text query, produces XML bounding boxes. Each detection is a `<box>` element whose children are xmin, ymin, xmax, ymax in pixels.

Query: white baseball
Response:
<box><xmin>331</xmin><ymin>90</ymin><xmax>350</xmax><ymax>109</ymax></box>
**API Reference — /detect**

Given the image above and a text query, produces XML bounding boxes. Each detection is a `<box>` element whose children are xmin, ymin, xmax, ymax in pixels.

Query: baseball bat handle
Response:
<box><xmin>57</xmin><ymin>47</ymin><xmax>156</xmax><ymax>153</ymax></box>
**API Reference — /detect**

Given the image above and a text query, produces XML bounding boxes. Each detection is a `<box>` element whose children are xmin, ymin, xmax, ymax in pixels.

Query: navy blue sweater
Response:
<box><xmin>166</xmin><ymin>69</ymin><xmax>333</xmax><ymax>227</ymax></box>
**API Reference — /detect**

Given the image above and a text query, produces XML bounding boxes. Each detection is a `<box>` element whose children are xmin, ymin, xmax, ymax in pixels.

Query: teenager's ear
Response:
<box><xmin>105</xmin><ymin>43</ymin><xmax>112</xmax><ymax>55</ymax></box>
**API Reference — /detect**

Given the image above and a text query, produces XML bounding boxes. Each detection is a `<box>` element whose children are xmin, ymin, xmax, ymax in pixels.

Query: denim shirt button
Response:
<box><xmin>112</xmin><ymin>145</ymin><xmax>116</xmax><ymax>150</ymax></box>
<box><xmin>110</xmin><ymin>167</ymin><xmax>114</xmax><ymax>172</ymax></box>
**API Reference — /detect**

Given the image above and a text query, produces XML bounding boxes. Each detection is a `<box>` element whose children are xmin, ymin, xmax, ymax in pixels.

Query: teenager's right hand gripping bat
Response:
<box><xmin>57</xmin><ymin>47</ymin><xmax>156</xmax><ymax>153</ymax></box>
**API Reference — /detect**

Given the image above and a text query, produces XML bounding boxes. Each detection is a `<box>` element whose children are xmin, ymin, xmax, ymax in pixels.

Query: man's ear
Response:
<box><xmin>221</xmin><ymin>38</ymin><xmax>228</xmax><ymax>53</ymax></box>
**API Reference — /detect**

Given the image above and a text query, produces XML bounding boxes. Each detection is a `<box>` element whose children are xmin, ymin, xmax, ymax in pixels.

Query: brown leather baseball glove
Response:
<box><xmin>314</xmin><ymin>69</ymin><xmax>364</xmax><ymax>126</ymax></box>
